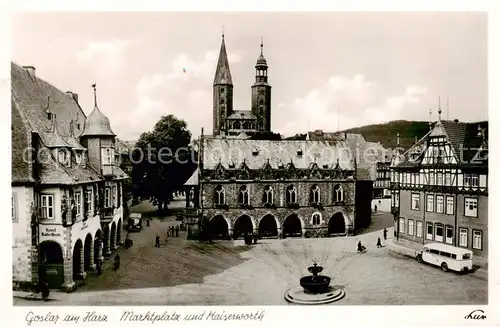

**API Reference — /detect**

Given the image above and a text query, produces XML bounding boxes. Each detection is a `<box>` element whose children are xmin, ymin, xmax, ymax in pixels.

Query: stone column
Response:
<box><xmin>62</xmin><ymin>257</ymin><xmax>75</xmax><ymax>292</ymax></box>
<box><xmin>86</xmin><ymin>238</ymin><xmax>95</xmax><ymax>271</ymax></box>
<box><xmin>185</xmin><ymin>188</ymin><xmax>190</xmax><ymax>207</ymax></box>
<box><xmin>302</xmin><ymin>228</ymin><xmax>307</xmax><ymax>238</ymax></box>
<box><xmin>103</xmin><ymin>232</ymin><xmax>112</xmax><ymax>257</ymax></box>
<box><xmin>117</xmin><ymin>223</ymin><xmax>124</xmax><ymax>245</ymax></box>
<box><xmin>111</xmin><ymin>230</ymin><xmax>117</xmax><ymax>252</ymax></box>
<box><xmin>277</xmin><ymin>227</ymin><xmax>283</xmax><ymax>239</ymax></box>
<box><xmin>77</xmin><ymin>245</ymin><xmax>87</xmax><ymax>280</ymax></box>
<box><xmin>228</xmin><ymin>228</ymin><xmax>234</xmax><ymax>240</ymax></box>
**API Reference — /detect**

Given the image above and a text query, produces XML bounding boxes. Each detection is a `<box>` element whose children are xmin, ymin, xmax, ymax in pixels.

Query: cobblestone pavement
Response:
<box><xmin>13</xmin><ymin>204</ymin><xmax>487</xmax><ymax>306</ymax></box>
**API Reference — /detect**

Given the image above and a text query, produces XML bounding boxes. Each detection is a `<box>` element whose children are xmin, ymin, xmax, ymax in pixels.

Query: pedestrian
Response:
<box><xmin>377</xmin><ymin>237</ymin><xmax>382</xmax><ymax>248</ymax></box>
<box><xmin>175</xmin><ymin>225</ymin><xmax>179</xmax><ymax>237</ymax></box>
<box><xmin>114</xmin><ymin>253</ymin><xmax>120</xmax><ymax>270</ymax></box>
<box><xmin>155</xmin><ymin>234</ymin><xmax>160</xmax><ymax>247</ymax></box>
<box><xmin>253</xmin><ymin>232</ymin><xmax>258</xmax><ymax>244</ymax></box>
<box><xmin>383</xmin><ymin>228</ymin><xmax>388</xmax><ymax>241</ymax></box>
<box><xmin>374</xmin><ymin>204</ymin><xmax>377</xmax><ymax>213</ymax></box>
<box><xmin>96</xmin><ymin>258</ymin><xmax>102</xmax><ymax>275</ymax></box>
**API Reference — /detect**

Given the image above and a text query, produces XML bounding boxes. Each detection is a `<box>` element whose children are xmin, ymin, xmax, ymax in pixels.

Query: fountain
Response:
<box><xmin>284</xmin><ymin>261</ymin><xmax>345</xmax><ymax>305</ymax></box>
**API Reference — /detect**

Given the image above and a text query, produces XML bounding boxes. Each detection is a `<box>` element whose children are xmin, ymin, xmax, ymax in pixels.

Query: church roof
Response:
<box><xmin>227</xmin><ymin>110</ymin><xmax>257</xmax><ymax>120</ymax></box>
<box><xmin>213</xmin><ymin>36</ymin><xmax>233</xmax><ymax>85</ymax></box>
<box><xmin>202</xmin><ymin>139</ymin><xmax>354</xmax><ymax>171</ymax></box>
<box><xmin>256</xmin><ymin>54</ymin><xmax>267</xmax><ymax>67</ymax></box>
<box><xmin>80</xmin><ymin>105</ymin><xmax>115</xmax><ymax>137</ymax></box>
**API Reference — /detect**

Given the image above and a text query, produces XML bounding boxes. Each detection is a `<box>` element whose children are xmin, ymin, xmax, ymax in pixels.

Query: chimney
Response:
<box><xmin>66</xmin><ymin>91</ymin><xmax>79</xmax><ymax>104</ymax></box>
<box><xmin>454</xmin><ymin>119</ymin><xmax>459</xmax><ymax>123</ymax></box>
<box><xmin>23</xmin><ymin>66</ymin><xmax>36</xmax><ymax>79</ymax></box>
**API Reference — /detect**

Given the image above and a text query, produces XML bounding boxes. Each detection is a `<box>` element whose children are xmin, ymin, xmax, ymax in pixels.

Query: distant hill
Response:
<box><xmin>342</xmin><ymin>120</ymin><xmax>431</xmax><ymax>151</ymax></box>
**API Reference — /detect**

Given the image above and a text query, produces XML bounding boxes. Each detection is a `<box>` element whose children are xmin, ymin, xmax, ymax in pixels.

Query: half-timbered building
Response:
<box><xmin>390</xmin><ymin>115</ymin><xmax>488</xmax><ymax>266</ymax></box>
<box><xmin>11</xmin><ymin>63</ymin><xmax>128</xmax><ymax>291</ymax></box>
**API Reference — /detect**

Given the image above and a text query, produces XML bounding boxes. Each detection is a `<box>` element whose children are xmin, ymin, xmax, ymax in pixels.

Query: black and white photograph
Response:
<box><xmin>6</xmin><ymin>9</ymin><xmax>494</xmax><ymax>314</ymax></box>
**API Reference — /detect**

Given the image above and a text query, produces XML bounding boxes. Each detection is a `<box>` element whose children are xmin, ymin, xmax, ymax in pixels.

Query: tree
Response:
<box><xmin>131</xmin><ymin>115</ymin><xmax>197</xmax><ymax>213</ymax></box>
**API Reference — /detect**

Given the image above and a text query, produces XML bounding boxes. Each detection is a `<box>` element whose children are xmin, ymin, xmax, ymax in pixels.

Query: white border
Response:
<box><xmin>1</xmin><ymin>2</ymin><xmax>499</xmax><ymax>327</ymax></box>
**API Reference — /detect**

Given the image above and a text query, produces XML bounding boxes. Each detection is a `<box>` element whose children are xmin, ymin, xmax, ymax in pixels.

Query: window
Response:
<box><xmin>426</xmin><ymin>222</ymin><xmax>433</xmax><ymax>240</ymax></box>
<box><xmin>436</xmin><ymin>172</ymin><xmax>443</xmax><ymax>185</ymax></box>
<box><xmin>286</xmin><ymin>185</ymin><xmax>297</xmax><ymax>204</ymax></box>
<box><xmin>12</xmin><ymin>193</ymin><xmax>18</xmax><ymax>222</ymax></box>
<box><xmin>434</xmin><ymin>224</ymin><xmax>444</xmax><ymax>242</ymax></box>
<box><xmin>430</xmin><ymin>249</ymin><xmax>439</xmax><ymax>255</ymax></box>
<box><xmin>429</xmin><ymin>172</ymin><xmax>435</xmax><ymax>185</ymax></box>
<box><xmin>436</xmin><ymin>195</ymin><xmax>444</xmax><ymax>213</ymax></box>
<box><xmin>312</xmin><ymin>213</ymin><xmax>321</xmax><ymax>225</ymax></box>
<box><xmin>215</xmin><ymin>186</ymin><xmax>225</xmax><ymax>205</ymax></box>
<box><xmin>446</xmin><ymin>196</ymin><xmax>454</xmax><ymax>215</ymax></box>
<box><xmin>112</xmin><ymin>186</ymin><xmax>117</xmax><ymax>207</ymax></box>
<box><xmin>41</xmin><ymin>194</ymin><xmax>54</xmax><ymax>219</ymax></box>
<box><xmin>408</xmin><ymin>219</ymin><xmax>414</xmax><ymax>236</ymax></box>
<box><xmin>104</xmin><ymin>188</ymin><xmax>111</xmax><ymax>208</ymax></box>
<box><xmin>459</xmin><ymin>228</ymin><xmax>468</xmax><ymax>247</ymax></box>
<box><xmin>464</xmin><ymin>174</ymin><xmax>471</xmax><ymax>187</ymax></box>
<box><xmin>58</xmin><ymin>150</ymin><xmax>66</xmax><ymax>164</ymax></box>
<box><xmin>75</xmin><ymin>153</ymin><xmax>82</xmax><ymax>164</ymax></box>
<box><xmin>399</xmin><ymin>218</ymin><xmax>405</xmax><ymax>234</ymax></box>
<box><xmin>445</xmin><ymin>172</ymin><xmax>451</xmax><ymax>186</ymax></box>
<box><xmin>426</xmin><ymin>194</ymin><xmax>434</xmax><ymax>212</ymax></box>
<box><xmin>411</xmin><ymin>193</ymin><xmax>420</xmax><ymax>210</ymax></box>
<box><xmin>310</xmin><ymin>185</ymin><xmax>320</xmax><ymax>204</ymax></box>
<box><xmin>86</xmin><ymin>189</ymin><xmax>93</xmax><ymax>214</ymax></box>
<box><xmin>238</xmin><ymin>185</ymin><xmax>250</xmax><ymax>205</ymax></box>
<box><xmin>472</xmin><ymin>230</ymin><xmax>482</xmax><ymax>250</ymax></box>
<box><xmin>445</xmin><ymin>225</ymin><xmax>453</xmax><ymax>244</ymax></box>
<box><xmin>416</xmin><ymin>221</ymin><xmax>423</xmax><ymax>237</ymax></box>
<box><xmin>263</xmin><ymin>186</ymin><xmax>273</xmax><ymax>205</ymax></box>
<box><xmin>74</xmin><ymin>192</ymin><xmax>82</xmax><ymax>216</ymax></box>
<box><xmin>101</xmin><ymin>148</ymin><xmax>113</xmax><ymax>165</ymax></box>
<box><xmin>464</xmin><ymin>198</ymin><xmax>478</xmax><ymax>217</ymax></box>
<box><xmin>471</xmin><ymin>174</ymin><xmax>479</xmax><ymax>187</ymax></box>
<box><xmin>333</xmin><ymin>184</ymin><xmax>343</xmax><ymax>202</ymax></box>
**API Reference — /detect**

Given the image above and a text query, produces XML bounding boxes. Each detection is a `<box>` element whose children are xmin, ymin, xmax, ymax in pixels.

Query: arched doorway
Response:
<box><xmin>72</xmin><ymin>239</ymin><xmax>84</xmax><ymax>280</ymax></box>
<box><xmin>117</xmin><ymin>219</ymin><xmax>123</xmax><ymax>245</ymax></box>
<box><xmin>259</xmin><ymin>214</ymin><xmax>278</xmax><ymax>238</ymax></box>
<box><xmin>94</xmin><ymin>229</ymin><xmax>102</xmax><ymax>265</ymax></box>
<box><xmin>209</xmin><ymin>215</ymin><xmax>230</xmax><ymax>240</ymax></box>
<box><xmin>110</xmin><ymin>222</ymin><xmax>117</xmax><ymax>251</ymax></box>
<box><xmin>38</xmin><ymin>241</ymin><xmax>64</xmax><ymax>288</ymax></box>
<box><xmin>283</xmin><ymin>214</ymin><xmax>302</xmax><ymax>238</ymax></box>
<box><xmin>328</xmin><ymin>212</ymin><xmax>346</xmax><ymax>235</ymax></box>
<box><xmin>84</xmin><ymin>234</ymin><xmax>93</xmax><ymax>271</ymax></box>
<box><xmin>233</xmin><ymin>215</ymin><xmax>253</xmax><ymax>239</ymax></box>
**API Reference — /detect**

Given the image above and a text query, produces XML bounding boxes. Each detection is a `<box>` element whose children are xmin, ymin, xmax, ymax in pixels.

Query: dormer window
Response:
<box><xmin>252</xmin><ymin>148</ymin><xmax>259</xmax><ymax>156</ymax></box>
<box><xmin>297</xmin><ymin>149</ymin><xmax>303</xmax><ymax>156</ymax></box>
<box><xmin>57</xmin><ymin>150</ymin><xmax>70</xmax><ymax>166</ymax></box>
<box><xmin>75</xmin><ymin>152</ymin><xmax>82</xmax><ymax>165</ymax></box>
<box><xmin>47</xmin><ymin>112</ymin><xmax>52</xmax><ymax>120</ymax></box>
<box><xmin>322</xmin><ymin>164</ymin><xmax>329</xmax><ymax>169</ymax></box>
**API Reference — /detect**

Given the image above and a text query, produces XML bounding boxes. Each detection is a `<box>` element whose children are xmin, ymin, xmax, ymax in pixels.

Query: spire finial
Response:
<box><xmin>222</xmin><ymin>25</ymin><xmax>225</xmax><ymax>39</ymax></box>
<box><xmin>437</xmin><ymin>96</ymin><xmax>442</xmax><ymax>122</ymax></box>
<box><xmin>92</xmin><ymin>83</ymin><xmax>97</xmax><ymax>107</ymax></box>
<box><xmin>260</xmin><ymin>36</ymin><xmax>263</xmax><ymax>55</ymax></box>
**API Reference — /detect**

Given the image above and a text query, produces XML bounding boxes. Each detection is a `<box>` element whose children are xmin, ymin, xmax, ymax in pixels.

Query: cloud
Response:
<box><xmin>76</xmin><ymin>39</ymin><xmax>129</xmax><ymax>63</ymax></box>
<box><xmin>115</xmin><ymin>49</ymin><xmax>242</xmax><ymax>140</ymax></box>
<box><xmin>274</xmin><ymin>74</ymin><xmax>427</xmax><ymax>136</ymax></box>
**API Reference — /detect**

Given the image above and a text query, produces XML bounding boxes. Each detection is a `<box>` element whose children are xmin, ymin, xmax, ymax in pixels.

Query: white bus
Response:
<box><xmin>416</xmin><ymin>243</ymin><xmax>473</xmax><ymax>273</ymax></box>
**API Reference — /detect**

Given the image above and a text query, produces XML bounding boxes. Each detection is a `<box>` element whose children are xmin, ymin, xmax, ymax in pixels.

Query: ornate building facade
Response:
<box><xmin>390</xmin><ymin>114</ymin><xmax>488</xmax><ymax>266</ymax></box>
<box><xmin>184</xmin><ymin>35</ymin><xmax>373</xmax><ymax>239</ymax></box>
<box><xmin>11</xmin><ymin>63</ymin><xmax>128</xmax><ymax>291</ymax></box>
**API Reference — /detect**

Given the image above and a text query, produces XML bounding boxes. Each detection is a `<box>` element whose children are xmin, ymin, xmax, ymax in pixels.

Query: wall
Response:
<box><xmin>456</xmin><ymin>194</ymin><xmax>488</xmax><ymax>261</ymax></box>
<box><xmin>371</xmin><ymin>198</ymin><xmax>391</xmax><ymax>212</ymax></box>
<box><xmin>12</xmin><ymin>185</ymin><xmax>34</xmax><ymax>286</ymax></box>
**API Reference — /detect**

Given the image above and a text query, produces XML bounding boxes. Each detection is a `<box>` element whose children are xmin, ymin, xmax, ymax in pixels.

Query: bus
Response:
<box><xmin>128</xmin><ymin>213</ymin><xmax>143</xmax><ymax>232</ymax></box>
<box><xmin>416</xmin><ymin>242</ymin><xmax>473</xmax><ymax>273</ymax></box>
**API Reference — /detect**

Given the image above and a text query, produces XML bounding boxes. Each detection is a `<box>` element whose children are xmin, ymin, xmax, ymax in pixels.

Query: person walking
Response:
<box><xmin>175</xmin><ymin>225</ymin><xmax>179</xmax><ymax>237</ymax></box>
<box><xmin>374</xmin><ymin>204</ymin><xmax>378</xmax><ymax>214</ymax></box>
<box><xmin>114</xmin><ymin>253</ymin><xmax>121</xmax><ymax>270</ymax></box>
<box><xmin>155</xmin><ymin>234</ymin><xmax>160</xmax><ymax>247</ymax></box>
<box><xmin>96</xmin><ymin>258</ymin><xmax>102</xmax><ymax>275</ymax></box>
<box><xmin>383</xmin><ymin>228</ymin><xmax>388</xmax><ymax>241</ymax></box>
<box><xmin>377</xmin><ymin>237</ymin><xmax>382</xmax><ymax>248</ymax></box>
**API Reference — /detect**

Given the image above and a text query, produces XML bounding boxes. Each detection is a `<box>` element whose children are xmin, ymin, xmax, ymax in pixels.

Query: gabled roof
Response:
<box><xmin>227</xmin><ymin>110</ymin><xmax>257</xmax><ymax>120</ymax></box>
<box><xmin>213</xmin><ymin>36</ymin><xmax>233</xmax><ymax>85</ymax></box>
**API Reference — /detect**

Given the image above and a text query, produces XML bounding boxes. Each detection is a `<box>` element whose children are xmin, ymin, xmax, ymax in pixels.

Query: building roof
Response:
<box><xmin>213</xmin><ymin>36</ymin><xmax>233</xmax><ymax>85</ymax></box>
<box><xmin>80</xmin><ymin>105</ymin><xmax>115</xmax><ymax>137</ymax></box>
<box><xmin>11</xmin><ymin>62</ymin><xmax>127</xmax><ymax>185</ymax></box>
<box><xmin>395</xmin><ymin>120</ymin><xmax>488</xmax><ymax>169</ymax></box>
<box><xmin>256</xmin><ymin>54</ymin><xmax>268</xmax><ymax>67</ymax></box>
<box><xmin>227</xmin><ymin>110</ymin><xmax>257</xmax><ymax>120</ymax></box>
<box><xmin>184</xmin><ymin>168</ymin><xmax>199</xmax><ymax>186</ymax></box>
<box><xmin>202</xmin><ymin>139</ymin><xmax>354</xmax><ymax>170</ymax></box>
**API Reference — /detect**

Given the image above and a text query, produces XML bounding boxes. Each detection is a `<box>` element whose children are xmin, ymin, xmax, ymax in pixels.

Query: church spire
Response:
<box><xmin>213</xmin><ymin>32</ymin><xmax>233</xmax><ymax>85</ymax></box>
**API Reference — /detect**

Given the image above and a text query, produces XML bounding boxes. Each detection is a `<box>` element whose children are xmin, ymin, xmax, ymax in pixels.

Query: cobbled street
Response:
<box><xmin>13</xmin><ymin>201</ymin><xmax>487</xmax><ymax>306</ymax></box>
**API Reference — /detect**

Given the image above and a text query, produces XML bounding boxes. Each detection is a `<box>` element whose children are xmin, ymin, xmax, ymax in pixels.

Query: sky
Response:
<box><xmin>12</xmin><ymin>12</ymin><xmax>488</xmax><ymax>141</ymax></box>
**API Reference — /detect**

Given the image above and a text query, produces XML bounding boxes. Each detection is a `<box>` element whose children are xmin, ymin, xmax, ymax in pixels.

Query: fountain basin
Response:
<box><xmin>300</xmin><ymin>275</ymin><xmax>331</xmax><ymax>294</ymax></box>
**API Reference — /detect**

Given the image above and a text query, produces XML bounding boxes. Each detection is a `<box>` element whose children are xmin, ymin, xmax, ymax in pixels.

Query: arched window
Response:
<box><xmin>233</xmin><ymin>121</ymin><xmax>241</xmax><ymax>130</ymax></box>
<box><xmin>312</xmin><ymin>213</ymin><xmax>321</xmax><ymax>225</ymax></box>
<box><xmin>243</xmin><ymin>121</ymin><xmax>251</xmax><ymax>130</ymax></box>
<box><xmin>215</xmin><ymin>186</ymin><xmax>225</xmax><ymax>205</ymax></box>
<box><xmin>334</xmin><ymin>184</ymin><xmax>343</xmax><ymax>202</ymax></box>
<box><xmin>310</xmin><ymin>185</ymin><xmax>321</xmax><ymax>204</ymax></box>
<box><xmin>286</xmin><ymin>185</ymin><xmax>297</xmax><ymax>204</ymax></box>
<box><xmin>239</xmin><ymin>185</ymin><xmax>250</xmax><ymax>205</ymax></box>
<box><xmin>263</xmin><ymin>186</ymin><xmax>273</xmax><ymax>205</ymax></box>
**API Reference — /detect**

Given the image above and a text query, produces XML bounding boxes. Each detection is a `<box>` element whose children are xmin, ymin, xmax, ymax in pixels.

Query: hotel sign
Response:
<box><xmin>40</xmin><ymin>226</ymin><xmax>63</xmax><ymax>238</ymax></box>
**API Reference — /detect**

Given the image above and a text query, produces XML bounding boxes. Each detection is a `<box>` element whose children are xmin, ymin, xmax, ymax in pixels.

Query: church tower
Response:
<box><xmin>213</xmin><ymin>33</ymin><xmax>234</xmax><ymax>136</ymax></box>
<box><xmin>251</xmin><ymin>38</ymin><xmax>272</xmax><ymax>132</ymax></box>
